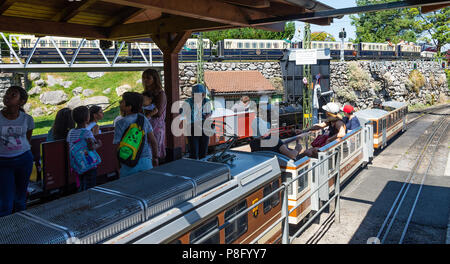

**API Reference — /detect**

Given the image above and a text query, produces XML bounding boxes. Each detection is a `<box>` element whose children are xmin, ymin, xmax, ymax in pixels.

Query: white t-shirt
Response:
<box><xmin>66</xmin><ymin>128</ymin><xmax>96</xmax><ymax>149</ymax></box>
<box><xmin>0</xmin><ymin>111</ymin><xmax>35</xmax><ymax>157</ymax></box>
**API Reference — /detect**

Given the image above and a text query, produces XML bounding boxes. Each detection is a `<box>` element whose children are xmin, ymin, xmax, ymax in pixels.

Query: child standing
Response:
<box><xmin>67</xmin><ymin>106</ymin><xmax>102</xmax><ymax>191</ymax></box>
<box><xmin>86</xmin><ymin>105</ymin><xmax>104</xmax><ymax>135</ymax></box>
<box><xmin>114</xmin><ymin>92</ymin><xmax>158</xmax><ymax>178</ymax></box>
<box><xmin>0</xmin><ymin>86</ymin><xmax>35</xmax><ymax>217</ymax></box>
<box><xmin>142</xmin><ymin>90</ymin><xmax>158</xmax><ymax>120</ymax></box>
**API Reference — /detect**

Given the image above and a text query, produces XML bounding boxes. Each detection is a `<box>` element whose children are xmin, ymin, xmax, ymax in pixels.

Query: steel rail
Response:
<box><xmin>398</xmin><ymin>120</ymin><xmax>449</xmax><ymax>243</ymax></box>
<box><xmin>375</xmin><ymin>117</ymin><xmax>447</xmax><ymax>243</ymax></box>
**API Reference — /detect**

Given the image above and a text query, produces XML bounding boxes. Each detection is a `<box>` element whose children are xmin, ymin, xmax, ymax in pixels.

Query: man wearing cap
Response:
<box><xmin>373</xmin><ymin>98</ymin><xmax>383</xmax><ymax>109</ymax></box>
<box><xmin>182</xmin><ymin>84</ymin><xmax>213</xmax><ymax>160</ymax></box>
<box><xmin>342</xmin><ymin>104</ymin><xmax>361</xmax><ymax>132</ymax></box>
<box><xmin>295</xmin><ymin>102</ymin><xmax>347</xmax><ymax>158</ymax></box>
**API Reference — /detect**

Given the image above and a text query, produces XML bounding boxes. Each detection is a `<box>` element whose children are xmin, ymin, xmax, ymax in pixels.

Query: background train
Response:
<box><xmin>0</xmin><ymin>100</ymin><xmax>408</xmax><ymax>244</ymax></box>
<box><xmin>14</xmin><ymin>35</ymin><xmax>438</xmax><ymax>63</ymax></box>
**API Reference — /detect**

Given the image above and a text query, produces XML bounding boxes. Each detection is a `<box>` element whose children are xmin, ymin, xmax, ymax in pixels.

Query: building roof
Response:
<box><xmin>205</xmin><ymin>71</ymin><xmax>276</xmax><ymax>95</ymax></box>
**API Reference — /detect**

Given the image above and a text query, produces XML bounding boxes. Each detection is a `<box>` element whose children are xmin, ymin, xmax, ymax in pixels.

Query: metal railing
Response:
<box><xmin>194</xmin><ymin>150</ymin><xmax>341</xmax><ymax>244</ymax></box>
<box><xmin>0</xmin><ymin>33</ymin><xmax>161</xmax><ymax>72</ymax></box>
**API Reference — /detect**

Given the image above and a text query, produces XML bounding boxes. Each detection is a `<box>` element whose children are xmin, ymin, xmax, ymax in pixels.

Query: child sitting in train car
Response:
<box><xmin>0</xmin><ymin>86</ymin><xmax>35</xmax><ymax>217</ymax></box>
<box><xmin>47</xmin><ymin>107</ymin><xmax>75</xmax><ymax>141</ymax></box>
<box><xmin>86</xmin><ymin>105</ymin><xmax>104</xmax><ymax>135</ymax></box>
<box><xmin>341</xmin><ymin>104</ymin><xmax>361</xmax><ymax>132</ymax></box>
<box><xmin>113</xmin><ymin>92</ymin><xmax>158</xmax><ymax>178</ymax></box>
<box><xmin>67</xmin><ymin>106</ymin><xmax>102</xmax><ymax>192</ymax></box>
<box><xmin>142</xmin><ymin>90</ymin><xmax>158</xmax><ymax>120</ymax></box>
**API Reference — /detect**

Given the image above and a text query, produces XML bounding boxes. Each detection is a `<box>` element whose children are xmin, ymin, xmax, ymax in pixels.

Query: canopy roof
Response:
<box><xmin>0</xmin><ymin>0</ymin><xmax>338</xmax><ymax>41</ymax></box>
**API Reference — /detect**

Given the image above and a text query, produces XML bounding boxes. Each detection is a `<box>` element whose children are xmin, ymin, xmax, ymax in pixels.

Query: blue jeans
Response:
<box><xmin>120</xmin><ymin>157</ymin><xmax>152</xmax><ymax>178</ymax></box>
<box><xmin>188</xmin><ymin>135</ymin><xmax>210</xmax><ymax>160</ymax></box>
<box><xmin>0</xmin><ymin>150</ymin><xmax>33</xmax><ymax>217</ymax></box>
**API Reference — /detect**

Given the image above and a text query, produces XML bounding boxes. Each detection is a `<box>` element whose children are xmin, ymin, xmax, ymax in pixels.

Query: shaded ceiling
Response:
<box><xmin>0</xmin><ymin>0</ymin><xmax>337</xmax><ymax>41</ymax></box>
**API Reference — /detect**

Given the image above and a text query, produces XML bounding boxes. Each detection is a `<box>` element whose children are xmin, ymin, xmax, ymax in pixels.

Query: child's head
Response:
<box><xmin>3</xmin><ymin>86</ymin><xmax>28</xmax><ymax>111</ymax></box>
<box><xmin>142</xmin><ymin>90</ymin><xmax>153</xmax><ymax>106</ymax></box>
<box><xmin>120</xmin><ymin>92</ymin><xmax>143</xmax><ymax>115</ymax></box>
<box><xmin>53</xmin><ymin>108</ymin><xmax>75</xmax><ymax>140</ymax></box>
<box><xmin>89</xmin><ymin>105</ymin><xmax>104</xmax><ymax>123</ymax></box>
<box><xmin>72</xmin><ymin>106</ymin><xmax>90</xmax><ymax>126</ymax></box>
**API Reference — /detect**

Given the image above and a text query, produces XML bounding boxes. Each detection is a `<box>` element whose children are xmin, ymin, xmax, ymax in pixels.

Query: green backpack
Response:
<box><xmin>117</xmin><ymin>114</ymin><xmax>145</xmax><ymax>167</ymax></box>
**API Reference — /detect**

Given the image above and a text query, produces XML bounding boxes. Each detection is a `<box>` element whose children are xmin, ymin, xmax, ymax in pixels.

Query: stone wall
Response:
<box><xmin>330</xmin><ymin>60</ymin><xmax>448</xmax><ymax>109</ymax></box>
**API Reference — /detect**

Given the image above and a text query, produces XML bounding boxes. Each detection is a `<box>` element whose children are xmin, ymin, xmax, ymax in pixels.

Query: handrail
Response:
<box><xmin>193</xmin><ymin>149</ymin><xmax>341</xmax><ymax>244</ymax></box>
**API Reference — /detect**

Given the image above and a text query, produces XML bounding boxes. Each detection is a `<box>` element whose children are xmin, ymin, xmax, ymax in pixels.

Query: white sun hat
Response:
<box><xmin>322</xmin><ymin>102</ymin><xmax>340</xmax><ymax>114</ymax></box>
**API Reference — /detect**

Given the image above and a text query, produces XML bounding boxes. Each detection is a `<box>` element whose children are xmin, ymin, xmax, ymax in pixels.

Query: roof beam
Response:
<box><xmin>109</xmin><ymin>15</ymin><xmax>225</xmax><ymax>40</ymax></box>
<box><xmin>421</xmin><ymin>3</ymin><xmax>450</xmax><ymax>12</ymax></box>
<box><xmin>250</xmin><ymin>0</ymin><xmax>450</xmax><ymax>25</ymax></box>
<box><xmin>53</xmin><ymin>0</ymin><xmax>98</xmax><ymax>22</ymax></box>
<box><xmin>0</xmin><ymin>15</ymin><xmax>107</xmax><ymax>39</ymax></box>
<box><xmin>101</xmin><ymin>0</ymin><xmax>251</xmax><ymax>26</ymax></box>
<box><xmin>222</xmin><ymin>0</ymin><xmax>270</xmax><ymax>8</ymax></box>
<box><xmin>103</xmin><ymin>7</ymin><xmax>145</xmax><ymax>27</ymax></box>
<box><xmin>0</xmin><ymin>0</ymin><xmax>16</xmax><ymax>15</ymax></box>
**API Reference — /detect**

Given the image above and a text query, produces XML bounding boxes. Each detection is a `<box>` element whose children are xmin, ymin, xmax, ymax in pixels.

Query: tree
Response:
<box><xmin>202</xmin><ymin>22</ymin><xmax>295</xmax><ymax>44</ymax></box>
<box><xmin>408</xmin><ymin>7</ymin><xmax>450</xmax><ymax>55</ymax></box>
<box><xmin>350</xmin><ymin>0</ymin><xmax>419</xmax><ymax>44</ymax></box>
<box><xmin>311</xmin><ymin>32</ymin><xmax>336</xmax><ymax>41</ymax></box>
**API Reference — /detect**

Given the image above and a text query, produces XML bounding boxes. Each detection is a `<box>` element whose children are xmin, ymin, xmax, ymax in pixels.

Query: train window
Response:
<box><xmin>273</xmin><ymin>43</ymin><xmax>279</xmax><ymax>49</ymax></box>
<box><xmin>245</xmin><ymin>43</ymin><xmax>250</xmax><ymax>49</ymax></box>
<box><xmin>318</xmin><ymin>43</ymin><xmax>323</xmax><ymax>48</ymax></box>
<box><xmin>225</xmin><ymin>41</ymin><xmax>232</xmax><ymax>49</ymax></box>
<box><xmin>238</xmin><ymin>42</ymin><xmax>243</xmax><ymax>49</ymax></box>
<box><xmin>283</xmin><ymin>43</ymin><xmax>288</xmax><ymax>49</ymax></box>
<box><xmin>266</xmin><ymin>43</ymin><xmax>271</xmax><ymax>49</ymax></box>
<box><xmin>224</xmin><ymin>200</ymin><xmax>248</xmax><ymax>244</ymax></box>
<box><xmin>373</xmin><ymin>121</ymin><xmax>377</xmax><ymax>134</ymax></box>
<box><xmin>271</xmin><ymin>179</ymin><xmax>280</xmax><ymax>207</ymax></box>
<box><xmin>343</xmin><ymin>141</ymin><xmax>349</xmax><ymax>159</ymax></box>
<box><xmin>70</xmin><ymin>40</ymin><xmax>77</xmax><ymax>48</ymax></box>
<box><xmin>378</xmin><ymin>120</ymin><xmax>382</xmax><ymax>133</ymax></box>
<box><xmin>259</xmin><ymin>42</ymin><xmax>264</xmax><ymax>49</ymax></box>
<box><xmin>263</xmin><ymin>184</ymin><xmax>272</xmax><ymax>214</ymax></box>
<box><xmin>190</xmin><ymin>217</ymin><xmax>220</xmax><ymax>244</ymax></box>
<box><xmin>312</xmin><ymin>43</ymin><xmax>317</xmax><ymax>49</ymax></box>
<box><xmin>324</xmin><ymin>43</ymin><xmax>329</xmax><ymax>48</ymax></box>
<box><xmin>350</xmin><ymin>137</ymin><xmax>356</xmax><ymax>153</ymax></box>
<box><xmin>252</xmin><ymin>42</ymin><xmax>257</xmax><ymax>49</ymax></box>
<box><xmin>383</xmin><ymin>119</ymin><xmax>386</xmax><ymax>130</ymax></box>
<box><xmin>61</xmin><ymin>40</ymin><xmax>68</xmax><ymax>47</ymax></box>
<box><xmin>357</xmin><ymin>133</ymin><xmax>361</xmax><ymax>149</ymax></box>
<box><xmin>39</xmin><ymin>40</ymin><xmax>47</xmax><ymax>47</ymax></box>
<box><xmin>335</xmin><ymin>44</ymin><xmax>339</xmax><ymax>49</ymax></box>
<box><xmin>21</xmin><ymin>39</ymin><xmax>31</xmax><ymax>48</ymax></box>
<box><xmin>282</xmin><ymin>172</ymin><xmax>293</xmax><ymax>195</ymax></box>
<box><xmin>297</xmin><ymin>168</ymin><xmax>308</xmax><ymax>193</ymax></box>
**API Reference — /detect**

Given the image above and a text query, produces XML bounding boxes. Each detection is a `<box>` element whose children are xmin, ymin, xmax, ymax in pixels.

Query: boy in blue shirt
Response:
<box><xmin>342</xmin><ymin>104</ymin><xmax>361</xmax><ymax>132</ymax></box>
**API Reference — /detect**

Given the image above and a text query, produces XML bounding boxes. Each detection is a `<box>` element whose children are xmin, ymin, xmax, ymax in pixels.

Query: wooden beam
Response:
<box><xmin>222</xmin><ymin>0</ymin><xmax>270</xmax><ymax>8</ymax></box>
<box><xmin>421</xmin><ymin>3</ymin><xmax>449</xmax><ymax>13</ymax></box>
<box><xmin>0</xmin><ymin>0</ymin><xmax>16</xmax><ymax>15</ymax></box>
<box><xmin>53</xmin><ymin>0</ymin><xmax>98</xmax><ymax>22</ymax></box>
<box><xmin>109</xmin><ymin>16</ymin><xmax>225</xmax><ymax>40</ymax></box>
<box><xmin>0</xmin><ymin>15</ymin><xmax>108</xmax><ymax>39</ymax></box>
<box><xmin>101</xmin><ymin>0</ymin><xmax>251</xmax><ymax>26</ymax></box>
<box><xmin>152</xmin><ymin>31</ymin><xmax>192</xmax><ymax>160</ymax></box>
<box><xmin>103</xmin><ymin>7</ymin><xmax>145</xmax><ymax>27</ymax></box>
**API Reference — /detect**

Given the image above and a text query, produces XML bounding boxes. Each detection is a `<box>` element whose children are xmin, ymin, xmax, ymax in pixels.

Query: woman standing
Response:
<box><xmin>142</xmin><ymin>69</ymin><xmax>167</xmax><ymax>162</ymax></box>
<box><xmin>0</xmin><ymin>86</ymin><xmax>34</xmax><ymax>217</ymax></box>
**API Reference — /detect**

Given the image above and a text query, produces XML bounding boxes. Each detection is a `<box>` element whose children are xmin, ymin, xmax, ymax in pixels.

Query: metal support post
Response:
<box><xmin>339</xmin><ymin>28</ymin><xmax>346</xmax><ymax>62</ymax></box>
<box><xmin>281</xmin><ymin>185</ymin><xmax>290</xmax><ymax>244</ymax></box>
<box><xmin>302</xmin><ymin>23</ymin><xmax>312</xmax><ymax>130</ymax></box>
<box><xmin>334</xmin><ymin>151</ymin><xmax>341</xmax><ymax>224</ymax></box>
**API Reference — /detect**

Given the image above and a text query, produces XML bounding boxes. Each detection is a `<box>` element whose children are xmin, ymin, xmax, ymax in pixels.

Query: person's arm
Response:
<box><xmin>295</xmin><ymin>122</ymin><xmax>327</xmax><ymax>134</ymax></box>
<box><xmin>26</xmin><ymin>129</ymin><xmax>33</xmax><ymax>145</ymax></box>
<box><xmin>150</xmin><ymin>108</ymin><xmax>158</xmax><ymax>117</ymax></box>
<box><xmin>327</xmin><ymin>122</ymin><xmax>347</xmax><ymax>143</ymax></box>
<box><xmin>86</xmin><ymin>138</ymin><xmax>102</xmax><ymax>150</ymax></box>
<box><xmin>147</xmin><ymin>131</ymin><xmax>158</xmax><ymax>167</ymax></box>
<box><xmin>92</xmin><ymin>125</ymin><xmax>99</xmax><ymax>135</ymax></box>
<box><xmin>153</xmin><ymin>92</ymin><xmax>166</xmax><ymax>118</ymax></box>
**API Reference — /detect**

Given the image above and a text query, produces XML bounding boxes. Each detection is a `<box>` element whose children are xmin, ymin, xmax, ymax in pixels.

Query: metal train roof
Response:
<box><xmin>354</xmin><ymin>109</ymin><xmax>389</xmax><ymax>120</ymax></box>
<box><xmin>382</xmin><ymin>101</ymin><xmax>407</xmax><ymax>109</ymax></box>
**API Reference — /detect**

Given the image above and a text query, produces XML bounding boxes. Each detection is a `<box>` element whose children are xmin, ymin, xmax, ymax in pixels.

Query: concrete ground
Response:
<box><xmin>291</xmin><ymin>106</ymin><xmax>450</xmax><ymax>244</ymax></box>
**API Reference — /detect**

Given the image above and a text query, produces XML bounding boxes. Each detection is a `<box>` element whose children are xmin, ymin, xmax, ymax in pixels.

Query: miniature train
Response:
<box><xmin>0</xmin><ymin>101</ymin><xmax>408</xmax><ymax>244</ymax></box>
<box><xmin>14</xmin><ymin>35</ymin><xmax>437</xmax><ymax>63</ymax></box>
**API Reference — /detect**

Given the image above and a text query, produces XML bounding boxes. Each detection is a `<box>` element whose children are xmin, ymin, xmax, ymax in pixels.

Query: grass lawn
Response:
<box><xmin>31</xmin><ymin>71</ymin><xmax>142</xmax><ymax>136</ymax></box>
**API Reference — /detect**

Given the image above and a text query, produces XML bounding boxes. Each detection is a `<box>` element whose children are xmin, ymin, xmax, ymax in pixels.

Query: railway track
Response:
<box><xmin>373</xmin><ymin>114</ymin><xmax>449</xmax><ymax>244</ymax></box>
